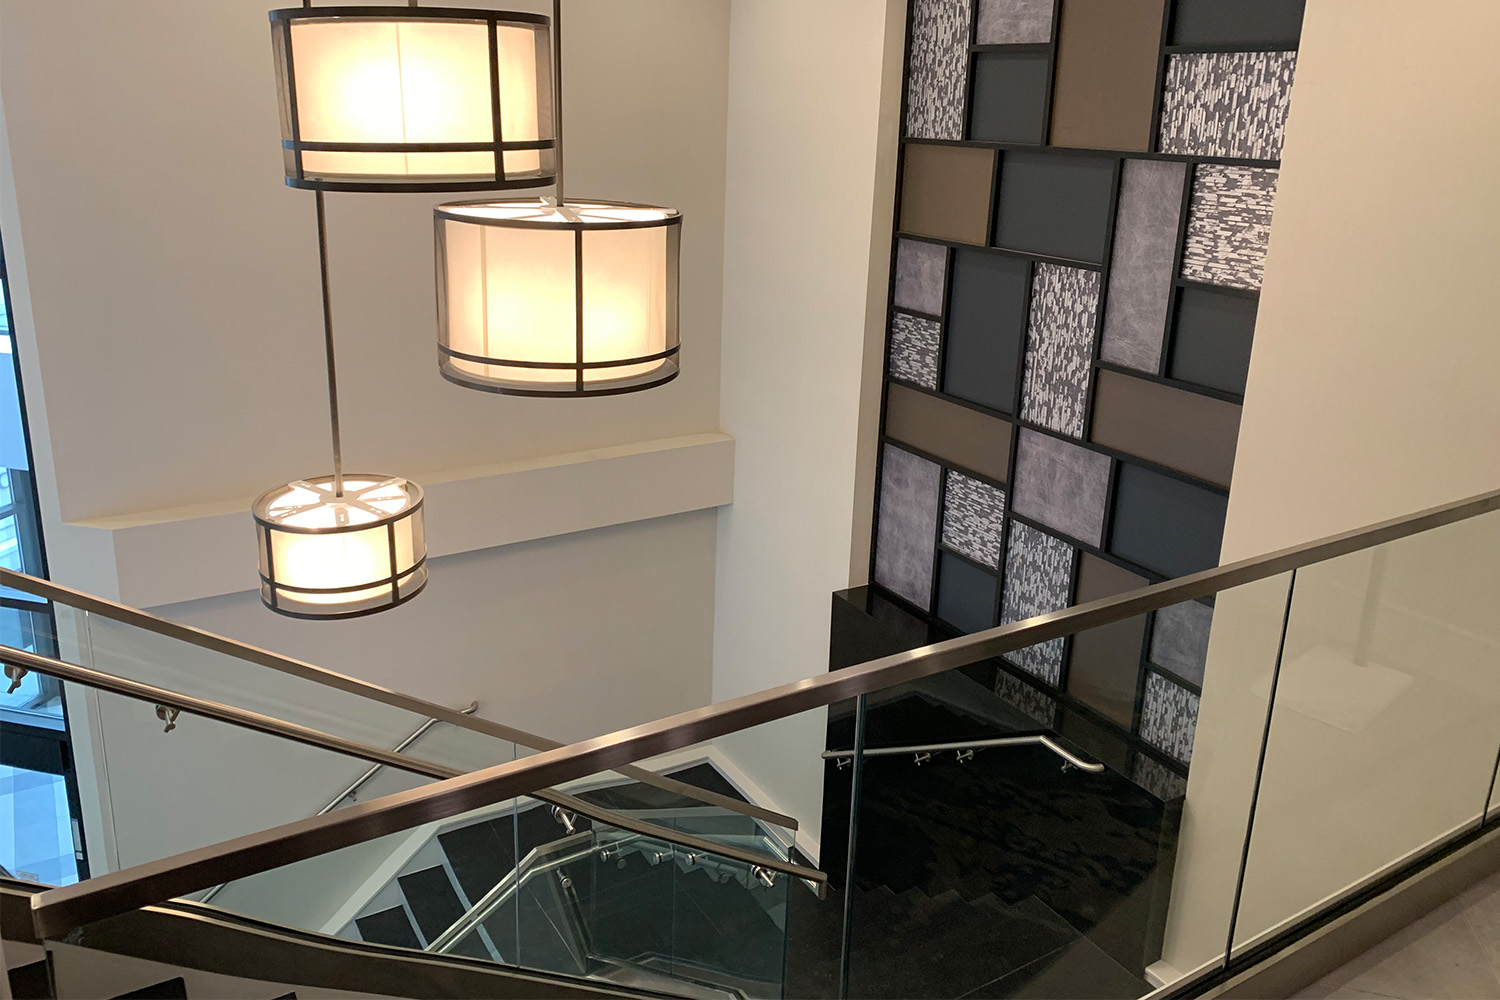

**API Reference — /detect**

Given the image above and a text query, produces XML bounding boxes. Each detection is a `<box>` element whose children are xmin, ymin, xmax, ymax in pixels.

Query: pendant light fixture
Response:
<box><xmin>254</xmin><ymin>0</ymin><xmax>555</xmax><ymax>618</ymax></box>
<box><xmin>432</xmin><ymin>0</ymin><xmax>684</xmax><ymax>396</ymax></box>
<box><xmin>269</xmin><ymin>5</ymin><xmax>555</xmax><ymax>192</ymax></box>
<box><xmin>252</xmin><ymin>191</ymin><xmax>429</xmax><ymax>619</ymax></box>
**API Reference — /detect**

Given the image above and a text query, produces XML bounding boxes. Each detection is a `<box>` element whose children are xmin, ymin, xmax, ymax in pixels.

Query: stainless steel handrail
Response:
<box><xmin>198</xmin><ymin>701</ymin><xmax>481</xmax><ymax>907</ymax></box>
<box><xmin>822</xmin><ymin>735</ymin><xmax>1106</xmax><ymax>772</ymax></box>
<box><xmin>0</xmin><ymin>644</ymin><xmax>821</xmax><ymax>918</ymax></box>
<box><xmin>31</xmin><ymin>485</ymin><xmax>1500</xmax><ymax>938</ymax></box>
<box><xmin>427</xmin><ymin>832</ymin><xmax>594</xmax><ymax>955</ymax></box>
<box><xmin>0</xmin><ymin>567</ymin><xmax>797</xmax><ymax>832</ymax></box>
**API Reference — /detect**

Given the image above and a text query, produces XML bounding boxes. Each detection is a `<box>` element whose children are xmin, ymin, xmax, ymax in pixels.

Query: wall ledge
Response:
<box><xmin>57</xmin><ymin>432</ymin><xmax>735</xmax><ymax>609</ymax></box>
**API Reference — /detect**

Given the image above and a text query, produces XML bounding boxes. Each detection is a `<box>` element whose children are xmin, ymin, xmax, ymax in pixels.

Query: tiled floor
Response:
<box><xmin>1292</xmin><ymin>870</ymin><xmax>1500</xmax><ymax>999</ymax></box>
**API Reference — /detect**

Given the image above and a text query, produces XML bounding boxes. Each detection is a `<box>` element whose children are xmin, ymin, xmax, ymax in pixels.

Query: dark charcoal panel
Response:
<box><xmin>994</xmin><ymin>152</ymin><xmax>1116</xmax><ymax>265</ymax></box>
<box><xmin>894</xmin><ymin>237</ymin><xmax>947</xmax><ymax>317</ymax></box>
<box><xmin>8</xmin><ymin>962</ymin><xmax>51</xmax><ymax>1000</ymax></box>
<box><xmin>901</xmin><ymin>143</ymin><xmax>996</xmax><ymax>246</ymax></box>
<box><xmin>356</xmin><ymin>906</ymin><xmax>422</xmax><ymax>950</ymax></box>
<box><xmin>113</xmin><ymin>980</ymin><xmax>188</xmax><ymax>1000</ymax></box>
<box><xmin>1011</xmin><ymin>429</ymin><xmax>1111</xmax><ymax>548</ymax></box>
<box><xmin>976</xmin><ymin>0</ymin><xmax>1056</xmax><ymax>44</ymax></box>
<box><xmin>942</xmin><ymin>249</ymin><xmax>1030</xmax><ymax>413</ymax></box>
<box><xmin>1159</xmin><ymin>51</ymin><xmax>1297</xmax><ymax>161</ymax></box>
<box><xmin>398</xmin><ymin>865</ymin><xmax>468</xmax><ymax>943</ymax></box>
<box><xmin>905</xmin><ymin>0</ymin><xmax>974</xmax><ymax>140</ymax></box>
<box><xmin>874</xmin><ymin>443</ymin><xmax>942</xmax><ymax>610</ymax></box>
<box><xmin>937</xmin><ymin>551</ymin><xmax>1000</xmax><ymax>634</ymax></box>
<box><xmin>1170</xmin><ymin>0</ymin><xmax>1305</xmax><ymax>46</ymax></box>
<box><xmin>970</xmin><ymin>52</ymin><xmax>1051</xmax><ymax>145</ymax></box>
<box><xmin>1067</xmin><ymin>555</ymin><xmax>1148</xmax><ymax>729</ymax></box>
<box><xmin>1110</xmin><ymin>464</ymin><xmax>1227</xmax><ymax>578</ymax></box>
<box><xmin>1089</xmin><ymin>370</ymin><xmax>1242</xmax><ymax>488</ymax></box>
<box><xmin>1101</xmin><ymin>159</ymin><xmax>1188</xmax><ymax>373</ymax></box>
<box><xmin>1169</xmin><ymin>285</ymin><xmax>1258</xmax><ymax>395</ymax></box>
<box><xmin>1049</xmin><ymin>0</ymin><xmax>1167</xmax><ymax>152</ymax></box>
<box><xmin>886</xmin><ymin>383</ymin><xmax>1015</xmax><ymax>484</ymax></box>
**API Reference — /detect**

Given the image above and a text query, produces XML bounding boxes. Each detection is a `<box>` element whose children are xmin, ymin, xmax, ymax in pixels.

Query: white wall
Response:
<box><xmin>711</xmin><ymin>0</ymin><xmax>906</xmax><ymax>856</ymax></box>
<box><xmin>1161</xmin><ymin>0</ymin><xmax>1500</xmax><ymax>975</ymax></box>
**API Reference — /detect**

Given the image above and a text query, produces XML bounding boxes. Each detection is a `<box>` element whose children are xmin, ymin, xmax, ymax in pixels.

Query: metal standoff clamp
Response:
<box><xmin>550</xmin><ymin>805</ymin><xmax>578</xmax><ymax>835</ymax></box>
<box><xmin>753</xmin><ymin>866</ymin><xmax>778</xmax><ymax>888</ymax></box>
<box><xmin>3</xmin><ymin>663</ymin><xmax>28</xmax><ymax>695</ymax></box>
<box><xmin>834</xmin><ymin>757</ymin><xmax>851</xmax><ymax>770</ymax></box>
<box><xmin>955</xmin><ymin>748</ymin><xmax>975</xmax><ymax>764</ymax></box>
<box><xmin>155</xmin><ymin>705</ymin><xmax>181</xmax><ymax>733</ymax></box>
<box><xmin>913</xmin><ymin>752</ymin><xmax>932</xmax><ymax>766</ymax></box>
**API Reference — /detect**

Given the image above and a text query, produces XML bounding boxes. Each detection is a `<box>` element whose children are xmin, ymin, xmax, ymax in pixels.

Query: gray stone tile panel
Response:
<box><xmin>1139</xmin><ymin>671</ymin><xmax>1200</xmax><ymax>764</ymax></box>
<box><xmin>1000</xmin><ymin>520</ymin><xmax>1075</xmax><ymax>686</ymax></box>
<box><xmin>894</xmin><ymin>237</ymin><xmax>947</xmax><ymax>317</ymax></box>
<box><xmin>1020</xmin><ymin>263</ymin><xmax>1099</xmax><ymax>438</ymax></box>
<box><xmin>1101</xmin><ymin>159</ymin><xmax>1188</xmax><ymax>372</ymax></box>
<box><xmin>1181</xmin><ymin>164</ymin><xmax>1278</xmax><ymax>291</ymax></box>
<box><xmin>1159</xmin><ymin>51</ymin><xmax>1297</xmax><ymax>161</ymax></box>
<box><xmin>1011</xmin><ymin>429</ymin><xmax>1111</xmax><ymax>547</ymax></box>
<box><xmin>874</xmin><ymin>444</ymin><xmax>942</xmax><ymax>610</ymax></box>
<box><xmin>976</xmin><ymin>0</ymin><xmax>1055</xmax><ymax>44</ymax></box>
<box><xmin>889</xmin><ymin>311</ymin><xmax>941</xmax><ymax>389</ymax></box>
<box><xmin>1149</xmin><ymin>600</ymin><xmax>1214</xmax><ymax>687</ymax></box>
<box><xmin>905</xmin><ymin>0</ymin><xmax>973</xmax><ymax>140</ymax></box>
<box><xmin>942</xmin><ymin>470</ymin><xmax>1007</xmax><ymax>568</ymax></box>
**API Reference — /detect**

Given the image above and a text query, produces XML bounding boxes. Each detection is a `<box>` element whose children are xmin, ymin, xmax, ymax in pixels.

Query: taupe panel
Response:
<box><xmin>885</xmin><ymin>384</ymin><xmax>1014</xmax><ymax>485</ymax></box>
<box><xmin>899</xmin><ymin>143</ymin><xmax>996</xmax><ymax>246</ymax></box>
<box><xmin>1090</xmin><ymin>370</ymin><xmax>1242</xmax><ymax>487</ymax></box>
<box><xmin>1068</xmin><ymin>554</ymin><xmax>1149</xmax><ymax>728</ymax></box>
<box><xmin>1049</xmin><ymin>0</ymin><xmax>1167</xmax><ymax>152</ymax></box>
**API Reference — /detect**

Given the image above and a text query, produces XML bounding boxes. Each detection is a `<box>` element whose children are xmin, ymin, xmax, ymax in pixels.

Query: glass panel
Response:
<box><xmin>1232</xmin><ymin>509</ymin><xmax>1500</xmax><ymax>954</ymax></box>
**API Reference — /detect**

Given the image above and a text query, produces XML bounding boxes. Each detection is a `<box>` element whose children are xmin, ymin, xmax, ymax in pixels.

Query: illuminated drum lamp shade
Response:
<box><xmin>435</xmin><ymin>200</ymin><xmax>682</xmax><ymax>395</ymax></box>
<box><xmin>269</xmin><ymin>7</ymin><xmax>555</xmax><ymax>192</ymax></box>
<box><xmin>253</xmin><ymin>475</ymin><xmax>427</xmax><ymax>619</ymax></box>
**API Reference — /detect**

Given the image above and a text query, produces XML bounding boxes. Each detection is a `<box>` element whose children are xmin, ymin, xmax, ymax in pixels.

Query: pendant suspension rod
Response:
<box><xmin>313</xmin><ymin>190</ymin><xmax>344</xmax><ymax>497</ymax></box>
<box><xmin>552</xmin><ymin>0</ymin><xmax>565</xmax><ymax>205</ymax></box>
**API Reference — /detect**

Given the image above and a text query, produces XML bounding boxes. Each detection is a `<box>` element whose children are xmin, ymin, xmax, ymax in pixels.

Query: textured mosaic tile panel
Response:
<box><xmin>942</xmin><ymin>470</ymin><xmax>1007</xmax><ymax>568</ymax></box>
<box><xmin>1181</xmin><ymin>165</ymin><xmax>1279</xmax><ymax>291</ymax></box>
<box><xmin>1159</xmin><ymin>51</ymin><xmax>1297</xmax><ymax>161</ymax></box>
<box><xmin>874</xmin><ymin>444</ymin><xmax>942</xmax><ymax>610</ymax></box>
<box><xmin>1011</xmin><ymin>429</ymin><xmax>1111</xmax><ymax>547</ymax></box>
<box><xmin>1020</xmin><ymin>264</ymin><xmax>1100</xmax><ymax>438</ymax></box>
<box><xmin>976</xmin><ymin>0</ymin><xmax>1055</xmax><ymax>44</ymax></box>
<box><xmin>1150</xmin><ymin>600</ymin><xmax>1214</xmax><ymax>687</ymax></box>
<box><xmin>1001</xmin><ymin>521</ymin><xmax>1076</xmax><ymax>686</ymax></box>
<box><xmin>894</xmin><ymin>238</ymin><xmax>947</xmax><ymax>317</ymax></box>
<box><xmin>995</xmin><ymin>669</ymin><xmax>1059</xmax><ymax>727</ymax></box>
<box><xmin>905</xmin><ymin>0</ymin><xmax>973</xmax><ymax>140</ymax></box>
<box><xmin>1101</xmin><ymin>159</ymin><xmax>1188</xmax><ymax>372</ymax></box>
<box><xmin>889</xmin><ymin>312</ymin><xmax>942</xmax><ymax>389</ymax></box>
<box><xmin>1139</xmin><ymin>671</ymin><xmax>1200</xmax><ymax>764</ymax></box>
<box><xmin>1132</xmin><ymin>753</ymin><xmax>1188</xmax><ymax>801</ymax></box>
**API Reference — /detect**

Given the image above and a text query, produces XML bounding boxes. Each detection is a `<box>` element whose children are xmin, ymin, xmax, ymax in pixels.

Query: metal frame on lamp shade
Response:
<box><xmin>433</xmin><ymin>199</ymin><xmax>682</xmax><ymax>397</ymax></box>
<box><xmin>269</xmin><ymin>6</ymin><xmax>556</xmax><ymax>193</ymax></box>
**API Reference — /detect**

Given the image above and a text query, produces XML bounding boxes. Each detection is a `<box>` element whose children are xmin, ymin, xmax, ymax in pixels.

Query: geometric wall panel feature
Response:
<box><xmin>937</xmin><ymin>551</ymin><xmax>1000</xmax><ymax>634</ymax></box>
<box><xmin>1150</xmin><ymin>599</ymin><xmax>1214</xmax><ymax>687</ymax></box>
<box><xmin>900</xmin><ymin>143</ymin><xmax>996</xmax><ymax>246</ymax></box>
<box><xmin>1169</xmin><ymin>286</ymin><xmax>1258</xmax><ymax>395</ymax></box>
<box><xmin>1110</xmin><ymin>463</ymin><xmax>1228</xmax><ymax>578</ymax></box>
<box><xmin>894</xmin><ymin>238</ymin><xmax>947</xmax><ymax>317</ymax></box>
<box><xmin>970</xmin><ymin>52</ymin><xmax>1051</xmax><ymax>145</ymax></box>
<box><xmin>1089</xmin><ymin>370</ymin><xmax>1242</xmax><ymax>488</ymax></box>
<box><xmin>874</xmin><ymin>444</ymin><xmax>943</xmax><ymax>610</ymax></box>
<box><xmin>1139</xmin><ymin>670</ymin><xmax>1200</xmax><ymax>764</ymax></box>
<box><xmin>1158</xmin><ymin>51</ymin><xmax>1298</xmax><ymax>161</ymax></box>
<box><xmin>1132</xmin><ymin>752</ymin><xmax>1188</xmax><ymax>801</ymax></box>
<box><xmin>1020</xmin><ymin>263</ymin><xmax>1100</xmax><ymax>438</ymax></box>
<box><xmin>943</xmin><ymin>251</ymin><xmax>1030</xmax><ymax>413</ymax></box>
<box><xmin>1068</xmin><ymin>554</ymin><xmax>1149</xmax><ymax>728</ymax></box>
<box><xmin>942</xmin><ymin>470</ymin><xmax>1007</xmax><ymax>568</ymax></box>
<box><xmin>1170</xmin><ymin>0</ymin><xmax>1305</xmax><ymax>46</ymax></box>
<box><xmin>889</xmin><ymin>311</ymin><xmax>942</xmax><ymax>389</ymax></box>
<box><xmin>905</xmin><ymin>0</ymin><xmax>973</xmax><ymax>140</ymax></box>
<box><xmin>1100</xmin><ymin>159</ymin><xmax>1189</xmax><ymax>372</ymax></box>
<box><xmin>1049</xmin><ymin>0</ymin><xmax>1167</xmax><ymax>152</ymax></box>
<box><xmin>993</xmin><ymin>152</ymin><xmax>1117</xmax><ymax>264</ymax></box>
<box><xmin>1001</xmin><ymin>520</ymin><xmax>1076</xmax><ymax>686</ymax></box>
<box><xmin>1012</xmin><ymin>429</ymin><xmax>1111</xmax><ymax>547</ymax></box>
<box><xmin>885</xmin><ymin>384</ymin><xmax>1016</xmax><ymax>485</ymax></box>
<box><xmin>976</xmin><ymin>0</ymin><xmax>1056</xmax><ymax>44</ymax></box>
<box><xmin>1181</xmin><ymin>164</ymin><xmax>1279</xmax><ymax>291</ymax></box>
